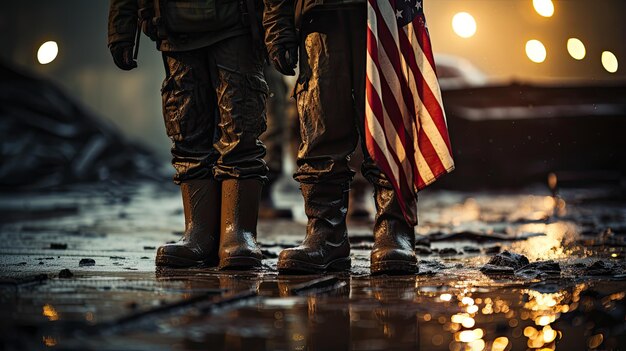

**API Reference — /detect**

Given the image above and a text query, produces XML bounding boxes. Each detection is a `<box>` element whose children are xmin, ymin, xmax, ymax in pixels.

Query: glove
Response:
<box><xmin>269</xmin><ymin>43</ymin><xmax>298</xmax><ymax>76</ymax></box>
<box><xmin>110</xmin><ymin>42</ymin><xmax>137</xmax><ymax>71</ymax></box>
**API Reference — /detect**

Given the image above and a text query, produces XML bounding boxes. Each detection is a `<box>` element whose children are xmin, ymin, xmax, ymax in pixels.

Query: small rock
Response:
<box><xmin>414</xmin><ymin>246</ymin><xmax>432</xmax><ymax>255</ymax></box>
<box><xmin>140</xmin><ymin>256</ymin><xmax>150</xmax><ymax>259</ymax></box>
<box><xmin>50</xmin><ymin>243</ymin><xmax>68</xmax><ymax>250</ymax></box>
<box><xmin>439</xmin><ymin>248</ymin><xmax>460</xmax><ymax>256</ymax></box>
<box><xmin>585</xmin><ymin>261</ymin><xmax>619</xmax><ymax>276</ymax></box>
<box><xmin>79</xmin><ymin>258</ymin><xmax>96</xmax><ymax>267</ymax></box>
<box><xmin>463</xmin><ymin>246</ymin><xmax>480</xmax><ymax>253</ymax></box>
<box><xmin>484</xmin><ymin>245</ymin><xmax>502</xmax><ymax>254</ymax></box>
<box><xmin>143</xmin><ymin>246</ymin><xmax>156</xmax><ymax>250</ymax></box>
<box><xmin>59</xmin><ymin>269</ymin><xmax>73</xmax><ymax>278</ymax></box>
<box><xmin>484</xmin><ymin>251</ymin><xmax>529</xmax><ymax>270</ymax></box>
<box><xmin>38</xmin><ymin>261</ymin><xmax>44</xmax><ymax>265</ymax></box>
<box><xmin>109</xmin><ymin>256</ymin><xmax>125</xmax><ymax>260</ymax></box>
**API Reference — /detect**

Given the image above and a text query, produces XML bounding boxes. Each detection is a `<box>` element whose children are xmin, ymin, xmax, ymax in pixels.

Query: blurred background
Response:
<box><xmin>1</xmin><ymin>0</ymin><xmax>625</xmax><ymax>188</ymax></box>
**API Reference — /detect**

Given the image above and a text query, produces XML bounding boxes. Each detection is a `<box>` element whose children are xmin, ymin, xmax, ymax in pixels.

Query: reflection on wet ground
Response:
<box><xmin>0</xmin><ymin>181</ymin><xmax>624</xmax><ymax>350</ymax></box>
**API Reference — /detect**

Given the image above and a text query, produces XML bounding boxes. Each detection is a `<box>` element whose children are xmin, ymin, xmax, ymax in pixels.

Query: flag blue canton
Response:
<box><xmin>395</xmin><ymin>0</ymin><xmax>423</xmax><ymax>27</ymax></box>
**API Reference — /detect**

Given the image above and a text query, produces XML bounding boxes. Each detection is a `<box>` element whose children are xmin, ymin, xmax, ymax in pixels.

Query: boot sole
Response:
<box><xmin>155</xmin><ymin>254</ymin><xmax>217</xmax><ymax>268</ymax></box>
<box><xmin>219</xmin><ymin>256</ymin><xmax>262</xmax><ymax>270</ymax></box>
<box><xmin>371</xmin><ymin>260</ymin><xmax>419</xmax><ymax>275</ymax></box>
<box><xmin>278</xmin><ymin>257</ymin><xmax>351</xmax><ymax>274</ymax></box>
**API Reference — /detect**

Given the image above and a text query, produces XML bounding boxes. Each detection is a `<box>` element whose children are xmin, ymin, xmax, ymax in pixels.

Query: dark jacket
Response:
<box><xmin>262</xmin><ymin>0</ymin><xmax>364</xmax><ymax>54</ymax></box>
<box><xmin>108</xmin><ymin>0</ymin><xmax>249</xmax><ymax>52</ymax></box>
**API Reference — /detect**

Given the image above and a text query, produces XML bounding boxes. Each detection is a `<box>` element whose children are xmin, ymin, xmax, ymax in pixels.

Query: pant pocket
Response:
<box><xmin>161</xmin><ymin>75</ymin><xmax>184</xmax><ymax>141</ymax></box>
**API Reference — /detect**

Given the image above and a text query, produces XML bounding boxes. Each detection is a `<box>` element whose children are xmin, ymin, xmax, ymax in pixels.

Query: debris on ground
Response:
<box><xmin>0</xmin><ymin>62</ymin><xmax>164</xmax><ymax>190</ymax></box>
<box><xmin>58</xmin><ymin>269</ymin><xmax>73</xmax><ymax>278</ymax></box>
<box><xmin>480</xmin><ymin>251</ymin><xmax>530</xmax><ymax>274</ymax></box>
<box><xmin>79</xmin><ymin>258</ymin><xmax>96</xmax><ymax>267</ymax></box>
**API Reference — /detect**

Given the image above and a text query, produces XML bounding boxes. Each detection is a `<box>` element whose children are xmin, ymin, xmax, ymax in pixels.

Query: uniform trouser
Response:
<box><xmin>294</xmin><ymin>6</ymin><xmax>387</xmax><ymax>187</ymax></box>
<box><xmin>261</xmin><ymin>64</ymin><xmax>289</xmax><ymax>185</ymax></box>
<box><xmin>161</xmin><ymin>34</ymin><xmax>269</xmax><ymax>184</ymax></box>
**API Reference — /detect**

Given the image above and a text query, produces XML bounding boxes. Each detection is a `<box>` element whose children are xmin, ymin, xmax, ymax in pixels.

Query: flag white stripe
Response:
<box><xmin>406</xmin><ymin>24</ymin><xmax>455</xmax><ymax>170</ymax></box>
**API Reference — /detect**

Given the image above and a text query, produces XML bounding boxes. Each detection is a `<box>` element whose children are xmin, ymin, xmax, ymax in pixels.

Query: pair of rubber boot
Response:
<box><xmin>155</xmin><ymin>179</ymin><xmax>264</xmax><ymax>269</ymax></box>
<box><xmin>277</xmin><ymin>183</ymin><xmax>418</xmax><ymax>275</ymax></box>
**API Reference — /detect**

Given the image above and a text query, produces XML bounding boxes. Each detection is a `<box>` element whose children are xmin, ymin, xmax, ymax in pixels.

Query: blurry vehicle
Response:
<box><xmin>434</xmin><ymin>54</ymin><xmax>626</xmax><ymax>189</ymax></box>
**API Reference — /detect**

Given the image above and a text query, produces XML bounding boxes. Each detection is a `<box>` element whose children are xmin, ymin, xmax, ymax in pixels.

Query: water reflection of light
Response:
<box><xmin>42</xmin><ymin>304</ymin><xmax>59</xmax><ymax>321</ymax></box>
<box><xmin>42</xmin><ymin>336</ymin><xmax>57</xmax><ymax>347</ymax></box>
<box><xmin>440</xmin><ymin>293</ymin><xmax>453</xmax><ymax>302</ymax></box>
<box><xmin>567</xmin><ymin>38</ymin><xmax>586</xmax><ymax>60</ymax></box>
<box><xmin>526</xmin><ymin>40</ymin><xmax>547</xmax><ymax>63</ymax></box>
<box><xmin>456</xmin><ymin>328</ymin><xmax>484</xmax><ymax>343</ymax></box>
<box><xmin>533</xmin><ymin>0</ymin><xmax>555</xmax><ymax>17</ymax></box>
<box><xmin>602</xmin><ymin>51</ymin><xmax>619</xmax><ymax>73</ymax></box>
<box><xmin>461</xmin><ymin>297</ymin><xmax>474</xmax><ymax>306</ymax></box>
<box><xmin>492</xmin><ymin>337</ymin><xmax>508</xmax><ymax>351</ymax></box>
<box><xmin>519</xmin><ymin>286</ymin><xmax>589</xmax><ymax>350</ymax></box>
<box><xmin>588</xmin><ymin>333</ymin><xmax>604</xmax><ymax>349</ymax></box>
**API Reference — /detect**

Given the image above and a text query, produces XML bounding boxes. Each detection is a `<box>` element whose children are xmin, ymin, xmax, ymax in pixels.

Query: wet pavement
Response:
<box><xmin>1</xmin><ymin>180</ymin><xmax>625</xmax><ymax>350</ymax></box>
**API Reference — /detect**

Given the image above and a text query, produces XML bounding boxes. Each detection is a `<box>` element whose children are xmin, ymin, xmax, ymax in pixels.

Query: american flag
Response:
<box><xmin>365</xmin><ymin>0</ymin><xmax>454</xmax><ymax>225</ymax></box>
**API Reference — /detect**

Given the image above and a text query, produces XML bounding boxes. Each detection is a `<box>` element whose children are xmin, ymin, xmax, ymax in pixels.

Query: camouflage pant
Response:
<box><xmin>161</xmin><ymin>34</ymin><xmax>269</xmax><ymax>184</ymax></box>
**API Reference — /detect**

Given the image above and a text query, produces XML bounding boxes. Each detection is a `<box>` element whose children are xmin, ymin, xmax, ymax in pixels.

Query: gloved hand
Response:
<box><xmin>269</xmin><ymin>43</ymin><xmax>298</xmax><ymax>76</ymax></box>
<box><xmin>110</xmin><ymin>42</ymin><xmax>137</xmax><ymax>71</ymax></box>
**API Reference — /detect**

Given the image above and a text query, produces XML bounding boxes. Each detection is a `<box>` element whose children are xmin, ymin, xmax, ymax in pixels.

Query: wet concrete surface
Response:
<box><xmin>1</xmin><ymin>180</ymin><xmax>625</xmax><ymax>350</ymax></box>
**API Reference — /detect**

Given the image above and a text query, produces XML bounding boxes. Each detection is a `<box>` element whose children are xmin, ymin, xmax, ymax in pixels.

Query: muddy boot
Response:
<box><xmin>278</xmin><ymin>183</ymin><xmax>351</xmax><ymax>274</ymax></box>
<box><xmin>218</xmin><ymin>179</ymin><xmax>264</xmax><ymax>270</ymax></box>
<box><xmin>370</xmin><ymin>185</ymin><xmax>418</xmax><ymax>275</ymax></box>
<box><xmin>259</xmin><ymin>181</ymin><xmax>293</xmax><ymax>219</ymax></box>
<box><xmin>156</xmin><ymin>179</ymin><xmax>220</xmax><ymax>268</ymax></box>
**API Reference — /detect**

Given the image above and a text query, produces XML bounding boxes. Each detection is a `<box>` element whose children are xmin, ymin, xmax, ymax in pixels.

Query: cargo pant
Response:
<box><xmin>293</xmin><ymin>7</ymin><xmax>387</xmax><ymax>188</ymax></box>
<box><xmin>161</xmin><ymin>34</ymin><xmax>269</xmax><ymax>183</ymax></box>
<box><xmin>261</xmin><ymin>64</ymin><xmax>289</xmax><ymax>185</ymax></box>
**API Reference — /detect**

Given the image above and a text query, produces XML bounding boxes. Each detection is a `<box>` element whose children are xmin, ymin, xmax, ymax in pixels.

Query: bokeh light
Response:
<box><xmin>526</xmin><ymin>40</ymin><xmax>547</xmax><ymax>63</ymax></box>
<box><xmin>452</xmin><ymin>12</ymin><xmax>477</xmax><ymax>38</ymax></box>
<box><xmin>601</xmin><ymin>51</ymin><xmax>619</xmax><ymax>73</ymax></box>
<box><xmin>567</xmin><ymin>38</ymin><xmax>586</xmax><ymax>60</ymax></box>
<box><xmin>37</xmin><ymin>41</ymin><xmax>58</xmax><ymax>65</ymax></box>
<box><xmin>533</xmin><ymin>0</ymin><xmax>555</xmax><ymax>17</ymax></box>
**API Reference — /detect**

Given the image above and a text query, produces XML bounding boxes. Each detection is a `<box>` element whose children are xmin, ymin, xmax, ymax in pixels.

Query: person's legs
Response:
<box><xmin>278</xmin><ymin>10</ymin><xmax>360</xmax><ymax>273</ymax></box>
<box><xmin>259</xmin><ymin>64</ymin><xmax>293</xmax><ymax>219</ymax></box>
<box><xmin>156</xmin><ymin>49</ymin><xmax>221</xmax><ymax>267</ymax></box>
<box><xmin>349</xmin><ymin>11</ymin><xmax>419</xmax><ymax>275</ymax></box>
<box><xmin>211</xmin><ymin>34</ymin><xmax>268</xmax><ymax>269</ymax></box>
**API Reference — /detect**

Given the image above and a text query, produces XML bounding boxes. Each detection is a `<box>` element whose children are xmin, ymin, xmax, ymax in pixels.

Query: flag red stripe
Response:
<box><xmin>398</xmin><ymin>25</ymin><xmax>452</xmax><ymax>154</ymax></box>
